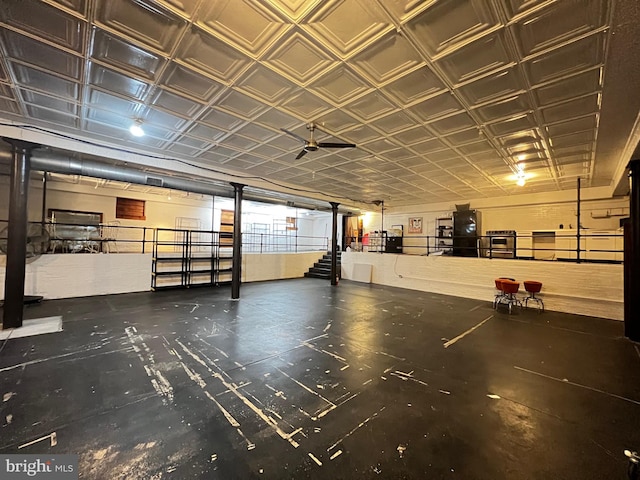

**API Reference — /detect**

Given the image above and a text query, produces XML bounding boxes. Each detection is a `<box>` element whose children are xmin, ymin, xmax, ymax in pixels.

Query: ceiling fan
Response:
<box><xmin>281</xmin><ymin>123</ymin><xmax>356</xmax><ymax>160</ymax></box>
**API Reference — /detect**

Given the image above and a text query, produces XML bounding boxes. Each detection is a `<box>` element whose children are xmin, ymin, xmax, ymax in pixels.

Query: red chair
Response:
<box><xmin>500</xmin><ymin>279</ymin><xmax>522</xmax><ymax>314</ymax></box>
<box><xmin>524</xmin><ymin>280</ymin><xmax>544</xmax><ymax>311</ymax></box>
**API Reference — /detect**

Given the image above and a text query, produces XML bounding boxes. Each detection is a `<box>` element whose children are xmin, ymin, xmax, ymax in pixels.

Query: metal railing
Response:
<box><xmin>349</xmin><ymin>231</ymin><xmax>624</xmax><ymax>264</ymax></box>
<box><xmin>0</xmin><ymin>221</ymin><xmax>330</xmax><ymax>256</ymax></box>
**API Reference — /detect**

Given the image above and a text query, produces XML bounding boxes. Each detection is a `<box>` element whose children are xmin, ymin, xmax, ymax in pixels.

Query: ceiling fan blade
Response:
<box><xmin>318</xmin><ymin>142</ymin><xmax>356</xmax><ymax>148</ymax></box>
<box><xmin>295</xmin><ymin>149</ymin><xmax>308</xmax><ymax>160</ymax></box>
<box><xmin>281</xmin><ymin>128</ymin><xmax>308</xmax><ymax>143</ymax></box>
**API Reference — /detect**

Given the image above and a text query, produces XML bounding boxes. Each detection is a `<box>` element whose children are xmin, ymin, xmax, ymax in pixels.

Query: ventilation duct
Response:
<box><xmin>0</xmin><ymin>147</ymin><xmax>357</xmax><ymax>213</ymax></box>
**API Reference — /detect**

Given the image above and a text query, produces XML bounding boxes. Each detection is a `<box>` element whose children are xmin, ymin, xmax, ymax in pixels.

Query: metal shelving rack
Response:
<box><xmin>435</xmin><ymin>216</ymin><xmax>453</xmax><ymax>254</ymax></box>
<box><xmin>151</xmin><ymin>228</ymin><xmax>231</xmax><ymax>291</ymax></box>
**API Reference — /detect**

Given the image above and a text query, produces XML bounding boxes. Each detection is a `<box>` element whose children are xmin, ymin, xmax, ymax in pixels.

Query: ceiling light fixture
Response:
<box><xmin>516</xmin><ymin>163</ymin><xmax>526</xmax><ymax>186</ymax></box>
<box><xmin>129</xmin><ymin>120</ymin><xmax>145</xmax><ymax>137</ymax></box>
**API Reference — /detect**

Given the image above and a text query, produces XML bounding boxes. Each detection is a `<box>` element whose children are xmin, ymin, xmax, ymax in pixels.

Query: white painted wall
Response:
<box><xmin>0</xmin><ymin>253</ymin><xmax>152</xmax><ymax>300</ymax></box>
<box><xmin>341</xmin><ymin>252</ymin><xmax>624</xmax><ymax>320</ymax></box>
<box><xmin>242</xmin><ymin>252</ymin><xmax>322</xmax><ymax>282</ymax></box>
<box><xmin>0</xmin><ymin>250</ymin><xmax>323</xmax><ymax>300</ymax></box>
<box><xmin>360</xmin><ymin>189</ymin><xmax>629</xmax><ymax>255</ymax></box>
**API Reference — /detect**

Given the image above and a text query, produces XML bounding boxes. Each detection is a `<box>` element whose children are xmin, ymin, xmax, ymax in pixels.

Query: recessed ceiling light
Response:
<box><xmin>129</xmin><ymin>121</ymin><xmax>144</xmax><ymax>137</ymax></box>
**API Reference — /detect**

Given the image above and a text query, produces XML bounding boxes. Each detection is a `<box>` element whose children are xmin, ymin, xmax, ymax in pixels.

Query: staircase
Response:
<box><xmin>304</xmin><ymin>250</ymin><xmax>341</xmax><ymax>280</ymax></box>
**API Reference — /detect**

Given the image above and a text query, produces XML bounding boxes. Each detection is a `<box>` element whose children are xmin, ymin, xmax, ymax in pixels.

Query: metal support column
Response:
<box><xmin>330</xmin><ymin>202</ymin><xmax>339</xmax><ymax>286</ymax></box>
<box><xmin>231</xmin><ymin>183</ymin><xmax>244</xmax><ymax>299</ymax></box>
<box><xmin>625</xmin><ymin>160</ymin><xmax>640</xmax><ymax>341</ymax></box>
<box><xmin>2</xmin><ymin>139</ymin><xmax>38</xmax><ymax>330</ymax></box>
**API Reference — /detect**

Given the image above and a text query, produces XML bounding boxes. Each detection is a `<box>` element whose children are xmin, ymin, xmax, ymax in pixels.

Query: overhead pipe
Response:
<box><xmin>0</xmin><ymin>148</ymin><xmax>362</xmax><ymax>213</ymax></box>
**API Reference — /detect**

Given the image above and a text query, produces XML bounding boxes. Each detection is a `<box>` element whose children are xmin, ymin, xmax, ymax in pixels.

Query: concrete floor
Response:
<box><xmin>1</xmin><ymin>278</ymin><xmax>639</xmax><ymax>479</ymax></box>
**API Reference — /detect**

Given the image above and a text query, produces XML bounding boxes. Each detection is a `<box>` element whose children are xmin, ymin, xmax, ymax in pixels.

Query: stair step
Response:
<box><xmin>304</xmin><ymin>271</ymin><xmax>331</xmax><ymax>279</ymax></box>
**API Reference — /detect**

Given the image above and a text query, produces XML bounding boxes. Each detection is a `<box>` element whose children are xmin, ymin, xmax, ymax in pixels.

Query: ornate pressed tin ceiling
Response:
<box><xmin>0</xmin><ymin>0</ymin><xmax>639</xmax><ymax>208</ymax></box>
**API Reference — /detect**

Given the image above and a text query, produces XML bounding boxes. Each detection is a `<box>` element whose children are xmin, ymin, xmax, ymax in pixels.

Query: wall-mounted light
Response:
<box><xmin>129</xmin><ymin>120</ymin><xmax>145</xmax><ymax>137</ymax></box>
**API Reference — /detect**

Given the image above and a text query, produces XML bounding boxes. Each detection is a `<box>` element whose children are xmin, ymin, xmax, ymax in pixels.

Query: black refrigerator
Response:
<box><xmin>453</xmin><ymin>209</ymin><xmax>479</xmax><ymax>257</ymax></box>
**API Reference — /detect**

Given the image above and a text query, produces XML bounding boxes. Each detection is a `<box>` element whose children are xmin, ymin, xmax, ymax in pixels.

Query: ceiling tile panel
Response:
<box><xmin>235</xmin><ymin>65</ymin><xmax>297</xmax><ymax>104</ymax></box>
<box><xmin>197</xmin><ymin>0</ymin><xmax>290</xmax><ymax>57</ymax></box>
<box><xmin>473</xmin><ymin>94</ymin><xmax>532</xmax><ymax>123</ymax></box>
<box><xmin>166</xmin><ymin>142</ymin><xmax>203</xmax><ymax>157</ymax></box>
<box><xmin>161</xmin><ymin>62</ymin><xmax>225</xmax><ymax>102</ymax></box>
<box><xmin>304</xmin><ymin>0</ymin><xmax>393</xmax><ymax>58</ymax></box>
<box><xmin>406</xmin><ymin>91</ymin><xmax>463</xmax><ymax>122</ymax></box>
<box><xmin>12</xmin><ymin>64</ymin><xmax>79</xmax><ymax>100</ymax></box>
<box><xmin>457</xmin><ymin>140</ymin><xmax>495</xmax><ymax>155</ymax></box>
<box><xmin>155</xmin><ymin>0</ymin><xmax>201</xmax><ymax>19</ymax></box>
<box><xmin>455</xmin><ymin>67</ymin><xmax>526</xmax><ymax>105</ymax></box>
<box><xmin>443</xmin><ymin>128</ymin><xmax>484</xmax><ymax>145</ymax></box>
<box><xmin>0</xmin><ymin>0</ymin><xmax>84</xmax><ymax>52</ymax></box>
<box><xmin>524</xmin><ymin>33</ymin><xmax>605</xmax><ymax>86</ymax></box>
<box><xmin>380</xmin><ymin>65</ymin><xmax>447</xmax><ymax>106</ymax></box>
<box><xmin>513</xmin><ymin>0</ymin><xmax>608</xmax><ymax>56</ymax></box>
<box><xmin>549</xmin><ymin>130</ymin><xmax>595</xmax><ymax>149</ymax></box>
<box><xmin>171</xmin><ymin>135</ymin><xmax>211</xmax><ymax>150</ymax></box>
<box><xmin>533</xmin><ymin>69</ymin><xmax>601</xmax><ymax>107</ymax></box>
<box><xmin>391</xmin><ymin>126</ymin><xmax>433</xmax><ymax>146</ymax></box>
<box><xmin>487</xmin><ymin>113</ymin><xmax>537</xmax><ymax>137</ymax></box>
<box><xmin>370</xmin><ymin>111</ymin><xmax>416</xmax><ymax>135</ymax></box>
<box><xmin>410</xmin><ymin>137</ymin><xmax>448</xmax><ymax>153</ymax></box>
<box><xmin>220</xmin><ymin>135</ymin><xmax>258</xmax><ymax>151</ymax></box>
<box><xmin>89</xmin><ymin>63</ymin><xmax>149</xmax><ymax>100</ymax></box>
<box><xmin>0</xmin><ymin>82</ymin><xmax>14</xmax><ymax>100</ymax></box>
<box><xmin>339</xmin><ymin>125</ymin><xmax>380</xmax><ymax>144</ymax></box>
<box><xmin>361</xmin><ymin>138</ymin><xmax>399</xmax><ymax>153</ymax></box>
<box><xmin>279</xmin><ymin>90</ymin><xmax>334</xmax><ymax>119</ymax></box>
<box><xmin>1</xmin><ymin>30</ymin><xmax>82</xmax><ymax>80</ymax></box>
<box><xmin>309</xmin><ymin>65</ymin><xmax>372</xmax><ymax>105</ymax></box>
<box><xmin>185</xmin><ymin>123</ymin><xmax>226</xmax><ymax>142</ymax></box>
<box><xmin>149</xmin><ymin>88</ymin><xmax>204</xmax><ymax>117</ymax></box>
<box><xmin>85</xmin><ymin>106</ymin><xmax>131</xmax><ymax>128</ymax></box>
<box><xmin>428</xmin><ymin>111</ymin><xmax>477</xmax><ymax>135</ymax></box>
<box><xmin>142</xmin><ymin>106</ymin><xmax>188</xmax><ymax>130</ymax></box>
<box><xmin>314</xmin><ymin>109</ymin><xmax>360</xmax><ymax>133</ymax></box>
<box><xmin>234</xmin><ymin>123</ymin><xmax>279</xmax><ymax>143</ymax></box>
<box><xmin>198</xmin><ymin>108</ymin><xmax>246</xmax><ymax>131</ymax></box>
<box><xmin>95</xmin><ymin>0</ymin><xmax>187</xmax><ymax>54</ymax></box>
<box><xmin>91</xmin><ymin>29</ymin><xmax>166</xmax><ymax>82</ymax></box>
<box><xmin>253</xmin><ymin>108</ymin><xmax>300</xmax><ymax>131</ymax></box>
<box><xmin>82</xmin><ymin>119</ymin><xmax>125</xmax><ymax>138</ymax></box>
<box><xmin>540</xmin><ymin>94</ymin><xmax>599</xmax><ymax>125</ymax></box>
<box><xmin>436</xmin><ymin>30</ymin><xmax>514</xmax><ymax>85</ymax></box>
<box><xmin>248</xmin><ymin>144</ymin><xmax>286</xmax><ymax>159</ymax></box>
<box><xmin>263</xmin><ymin>30</ymin><xmax>338</xmax><ymax>85</ymax></box>
<box><xmin>23</xmin><ymin>105</ymin><xmax>78</xmax><ymax>127</ymax></box>
<box><xmin>50</xmin><ymin>0</ymin><xmax>88</xmax><ymax>16</ymax></box>
<box><xmin>176</xmin><ymin>26</ymin><xmax>251</xmax><ymax>82</ymax></box>
<box><xmin>0</xmin><ymin>97</ymin><xmax>20</xmax><ymax>115</ymax></box>
<box><xmin>344</xmin><ymin>91</ymin><xmax>396</xmax><ymax>121</ymax></box>
<box><xmin>350</xmin><ymin>32</ymin><xmax>425</xmax><ymax>84</ymax></box>
<box><xmin>87</xmin><ymin>87</ymin><xmax>139</xmax><ymax>116</ymax></box>
<box><xmin>405</xmin><ymin>0</ymin><xmax>500</xmax><ymax>58</ymax></box>
<box><xmin>21</xmin><ymin>89</ymin><xmax>77</xmax><ymax>115</ymax></box>
<box><xmin>545</xmin><ymin>115</ymin><xmax>597</xmax><ymax>137</ymax></box>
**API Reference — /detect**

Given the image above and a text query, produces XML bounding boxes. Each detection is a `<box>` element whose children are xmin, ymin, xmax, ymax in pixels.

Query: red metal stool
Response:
<box><xmin>500</xmin><ymin>279</ymin><xmax>522</xmax><ymax>314</ymax></box>
<box><xmin>493</xmin><ymin>279</ymin><xmax>505</xmax><ymax>309</ymax></box>
<box><xmin>523</xmin><ymin>280</ymin><xmax>544</xmax><ymax>312</ymax></box>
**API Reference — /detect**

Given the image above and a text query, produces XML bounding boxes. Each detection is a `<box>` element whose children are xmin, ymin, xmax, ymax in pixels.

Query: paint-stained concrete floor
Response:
<box><xmin>1</xmin><ymin>278</ymin><xmax>639</xmax><ymax>479</ymax></box>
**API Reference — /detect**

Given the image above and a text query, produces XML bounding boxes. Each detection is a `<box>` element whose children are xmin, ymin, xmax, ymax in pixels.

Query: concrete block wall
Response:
<box><xmin>341</xmin><ymin>252</ymin><xmax>623</xmax><ymax>321</ymax></box>
<box><xmin>0</xmin><ymin>251</ymin><xmax>323</xmax><ymax>300</ymax></box>
<box><xmin>0</xmin><ymin>254</ymin><xmax>152</xmax><ymax>300</ymax></box>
